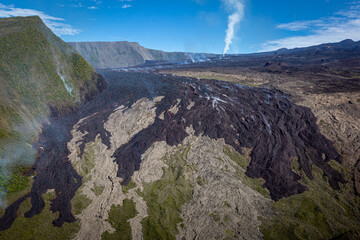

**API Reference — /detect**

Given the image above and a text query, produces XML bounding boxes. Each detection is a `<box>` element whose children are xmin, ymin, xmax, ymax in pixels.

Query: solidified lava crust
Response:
<box><xmin>0</xmin><ymin>71</ymin><xmax>346</xmax><ymax>230</ymax></box>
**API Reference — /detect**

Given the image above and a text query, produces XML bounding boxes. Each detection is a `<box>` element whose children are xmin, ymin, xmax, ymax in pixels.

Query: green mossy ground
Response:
<box><xmin>0</xmin><ymin>141</ymin><xmax>94</xmax><ymax>238</ymax></box>
<box><xmin>92</xmin><ymin>184</ymin><xmax>105</xmax><ymax>197</ymax></box>
<box><xmin>139</xmin><ymin>144</ymin><xmax>194</xmax><ymax>240</ymax></box>
<box><xmin>122</xmin><ymin>180</ymin><xmax>136</xmax><ymax>194</ymax></box>
<box><xmin>0</xmin><ymin>191</ymin><xmax>80</xmax><ymax>240</ymax></box>
<box><xmin>0</xmin><ymin>16</ymin><xmax>99</xmax><ymax>205</ymax></box>
<box><xmin>196</xmin><ymin>176</ymin><xmax>206</xmax><ymax>186</ymax></box>
<box><xmin>101</xmin><ymin>198</ymin><xmax>138</xmax><ymax>240</ymax></box>
<box><xmin>260</xmin><ymin>158</ymin><xmax>360</xmax><ymax>240</ymax></box>
<box><xmin>71</xmin><ymin>141</ymin><xmax>96</xmax><ymax>215</ymax></box>
<box><xmin>0</xmin><ymin>140</ymin><xmax>90</xmax><ymax>239</ymax></box>
<box><xmin>71</xmin><ymin>191</ymin><xmax>92</xmax><ymax>216</ymax></box>
<box><xmin>0</xmin><ymin>163</ymin><xmax>31</xmax><ymax>194</ymax></box>
<box><xmin>0</xmin><ymin>177</ymin><xmax>33</xmax><ymax>218</ymax></box>
<box><xmin>223</xmin><ymin>145</ymin><xmax>360</xmax><ymax>239</ymax></box>
<box><xmin>209</xmin><ymin>212</ymin><xmax>221</xmax><ymax>222</ymax></box>
<box><xmin>76</xmin><ymin>142</ymin><xmax>96</xmax><ymax>177</ymax></box>
<box><xmin>70</xmin><ymin>53</ymin><xmax>93</xmax><ymax>83</ymax></box>
<box><xmin>224</xmin><ymin>146</ymin><xmax>270</xmax><ymax>197</ymax></box>
<box><xmin>223</xmin><ymin>201</ymin><xmax>231</xmax><ymax>208</ymax></box>
<box><xmin>225</xmin><ymin>229</ymin><xmax>235</xmax><ymax>239</ymax></box>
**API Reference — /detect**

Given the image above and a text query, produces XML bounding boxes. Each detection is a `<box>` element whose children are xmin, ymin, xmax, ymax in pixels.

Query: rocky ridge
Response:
<box><xmin>68</xmin><ymin>41</ymin><xmax>215</xmax><ymax>69</ymax></box>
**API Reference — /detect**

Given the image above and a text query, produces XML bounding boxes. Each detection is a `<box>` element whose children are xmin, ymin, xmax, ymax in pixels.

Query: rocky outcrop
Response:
<box><xmin>176</xmin><ymin>130</ymin><xmax>273</xmax><ymax>240</ymax></box>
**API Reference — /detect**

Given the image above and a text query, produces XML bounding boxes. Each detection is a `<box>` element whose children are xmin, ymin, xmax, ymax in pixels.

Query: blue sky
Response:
<box><xmin>0</xmin><ymin>0</ymin><xmax>359</xmax><ymax>54</ymax></box>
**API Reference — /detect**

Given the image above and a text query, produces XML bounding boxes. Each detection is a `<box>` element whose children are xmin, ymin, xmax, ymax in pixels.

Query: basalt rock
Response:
<box><xmin>109</xmin><ymin>72</ymin><xmax>345</xmax><ymax>201</ymax></box>
<box><xmin>355</xmin><ymin>160</ymin><xmax>360</xmax><ymax>195</ymax></box>
<box><xmin>0</xmin><ymin>71</ymin><xmax>345</xmax><ymax>230</ymax></box>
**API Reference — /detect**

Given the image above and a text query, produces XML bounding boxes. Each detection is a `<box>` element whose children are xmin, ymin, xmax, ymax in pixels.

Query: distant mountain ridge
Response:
<box><xmin>68</xmin><ymin>41</ymin><xmax>217</xmax><ymax>69</ymax></box>
<box><xmin>272</xmin><ymin>39</ymin><xmax>360</xmax><ymax>55</ymax></box>
<box><xmin>69</xmin><ymin>39</ymin><xmax>360</xmax><ymax>70</ymax></box>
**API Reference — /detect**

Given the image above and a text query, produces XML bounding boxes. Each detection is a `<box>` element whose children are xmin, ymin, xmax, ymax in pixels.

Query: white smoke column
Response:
<box><xmin>222</xmin><ymin>0</ymin><xmax>245</xmax><ymax>55</ymax></box>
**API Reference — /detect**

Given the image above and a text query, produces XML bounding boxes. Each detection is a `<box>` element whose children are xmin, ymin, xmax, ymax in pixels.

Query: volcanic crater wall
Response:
<box><xmin>0</xmin><ymin>71</ymin><xmax>345</xmax><ymax>230</ymax></box>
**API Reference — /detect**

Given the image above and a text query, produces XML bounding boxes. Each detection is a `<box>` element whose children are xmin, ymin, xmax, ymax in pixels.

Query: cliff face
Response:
<box><xmin>68</xmin><ymin>41</ymin><xmax>215</xmax><ymax>68</ymax></box>
<box><xmin>0</xmin><ymin>16</ymin><xmax>107</xmax><ymax>199</ymax></box>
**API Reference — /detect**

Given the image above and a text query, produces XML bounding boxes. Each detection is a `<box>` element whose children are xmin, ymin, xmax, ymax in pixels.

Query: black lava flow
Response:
<box><xmin>0</xmin><ymin>71</ymin><xmax>346</xmax><ymax>230</ymax></box>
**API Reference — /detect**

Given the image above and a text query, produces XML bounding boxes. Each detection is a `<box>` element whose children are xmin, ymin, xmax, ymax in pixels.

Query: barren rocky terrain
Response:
<box><xmin>68</xmin><ymin>41</ymin><xmax>216</xmax><ymax>69</ymax></box>
<box><xmin>163</xmin><ymin>58</ymin><xmax>360</xmax><ymax>195</ymax></box>
<box><xmin>1</xmin><ymin>39</ymin><xmax>360</xmax><ymax>240</ymax></box>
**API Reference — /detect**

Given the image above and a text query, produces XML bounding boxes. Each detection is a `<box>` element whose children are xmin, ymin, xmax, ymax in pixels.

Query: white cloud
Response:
<box><xmin>277</xmin><ymin>20</ymin><xmax>325</xmax><ymax>31</ymax></box>
<box><xmin>72</xmin><ymin>2</ymin><xmax>83</xmax><ymax>8</ymax></box>
<box><xmin>192</xmin><ymin>0</ymin><xmax>207</xmax><ymax>5</ymax></box>
<box><xmin>261</xmin><ymin>2</ymin><xmax>360</xmax><ymax>51</ymax></box>
<box><xmin>122</xmin><ymin>4</ymin><xmax>132</xmax><ymax>9</ymax></box>
<box><xmin>0</xmin><ymin>3</ymin><xmax>80</xmax><ymax>36</ymax></box>
<box><xmin>70</xmin><ymin>0</ymin><xmax>102</xmax><ymax>8</ymax></box>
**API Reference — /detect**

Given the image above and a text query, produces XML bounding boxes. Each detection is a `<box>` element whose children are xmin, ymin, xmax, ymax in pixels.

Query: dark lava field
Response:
<box><xmin>0</xmin><ymin>69</ymin><xmax>346</xmax><ymax>230</ymax></box>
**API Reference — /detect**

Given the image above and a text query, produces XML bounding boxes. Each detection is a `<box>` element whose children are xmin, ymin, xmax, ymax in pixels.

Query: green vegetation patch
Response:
<box><xmin>0</xmin><ymin>16</ymin><xmax>75</xmax><ymax>116</ymax></box>
<box><xmin>0</xmin><ymin>163</ymin><xmax>31</xmax><ymax>194</ymax></box>
<box><xmin>224</xmin><ymin>146</ymin><xmax>250</xmax><ymax>169</ymax></box>
<box><xmin>209</xmin><ymin>212</ymin><xmax>221</xmax><ymax>222</ymax></box>
<box><xmin>0</xmin><ymin>177</ymin><xmax>33</xmax><ymax>218</ymax></box>
<box><xmin>224</xmin><ymin>146</ymin><xmax>270</xmax><ymax>197</ymax></box>
<box><xmin>92</xmin><ymin>184</ymin><xmax>105</xmax><ymax>197</ymax></box>
<box><xmin>0</xmin><ymin>105</ymin><xmax>22</xmax><ymax>126</ymax></box>
<box><xmin>122</xmin><ymin>179</ymin><xmax>136</xmax><ymax>194</ymax></box>
<box><xmin>225</xmin><ymin>229</ymin><xmax>235</xmax><ymax>239</ymax></box>
<box><xmin>196</xmin><ymin>176</ymin><xmax>206</xmax><ymax>186</ymax></box>
<box><xmin>70</xmin><ymin>140</ymin><xmax>97</xmax><ymax>215</ymax></box>
<box><xmin>102</xmin><ymin>198</ymin><xmax>138</xmax><ymax>240</ymax></box>
<box><xmin>318</xmin><ymin>119</ymin><xmax>332</xmax><ymax>134</ymax></box>
<box><xmin>223</xmin><ymin>201</ymin><xmax>231</xmax><ymax>208</ymax></box>
<box><xmin>71</xmin><ymin>140</ymin><xmax>95</xmax><ymax>214</ymax></box>
<box><xmin>70</xmin><ymin>53</ymin><xmax>94</xmax><ymax>83</ymax></box>
<box><xmin>0</xmin><ymin>16</ymin><xmax>100</xmax><ymax>205</ymax></box>
<box><xmin>71</xmin><ymin>191</ymin><xmax>92</xmax><ymax>215</ymax></box>
<box><xmin>0</xmin><ymin>191</ymin><xmax>80</xmax><ymax>240</ymax></box>
<box><xmin>260</xmin><ymin>160</ymin><xmax>360</xmax><ymax>240</ymax></box>
<box><xmin>223</xmin><ymin>214</ymin><xmax>231</xmax><ymax>223</ymax></box>
<box><xmin>75</xmin><ymin>141</ymin><xmax>96</xmax><ymax>177</ymax></box>
<box><xmin>139</xmin><ymin>144</ymin><xmax>194</xmax><ymax>240</ymax></box>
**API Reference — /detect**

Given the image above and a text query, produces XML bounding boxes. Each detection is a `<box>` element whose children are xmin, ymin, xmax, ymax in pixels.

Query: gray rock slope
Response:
<box><xmin>68</xmin><ymin>41</ymin><xmax>215</xmax><ymax>69</ymax></box>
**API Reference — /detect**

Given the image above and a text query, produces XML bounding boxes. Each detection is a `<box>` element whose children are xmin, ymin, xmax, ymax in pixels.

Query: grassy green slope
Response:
<box><xmin>0</xmin><ymin>16</ymin><xmax>105</xmax><ymax>204</ymax></box>
<box><xmin>260</xmin><ymin>158</ymin><xmax>360</xmax><ymax>239</ymax></box>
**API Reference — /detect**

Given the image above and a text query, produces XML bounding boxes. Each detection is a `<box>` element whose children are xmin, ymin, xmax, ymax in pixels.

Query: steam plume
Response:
<box><xmin>222</xmin><ymin>0</ymin><xmax>244</xmax><ymax>55</ymax></box>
